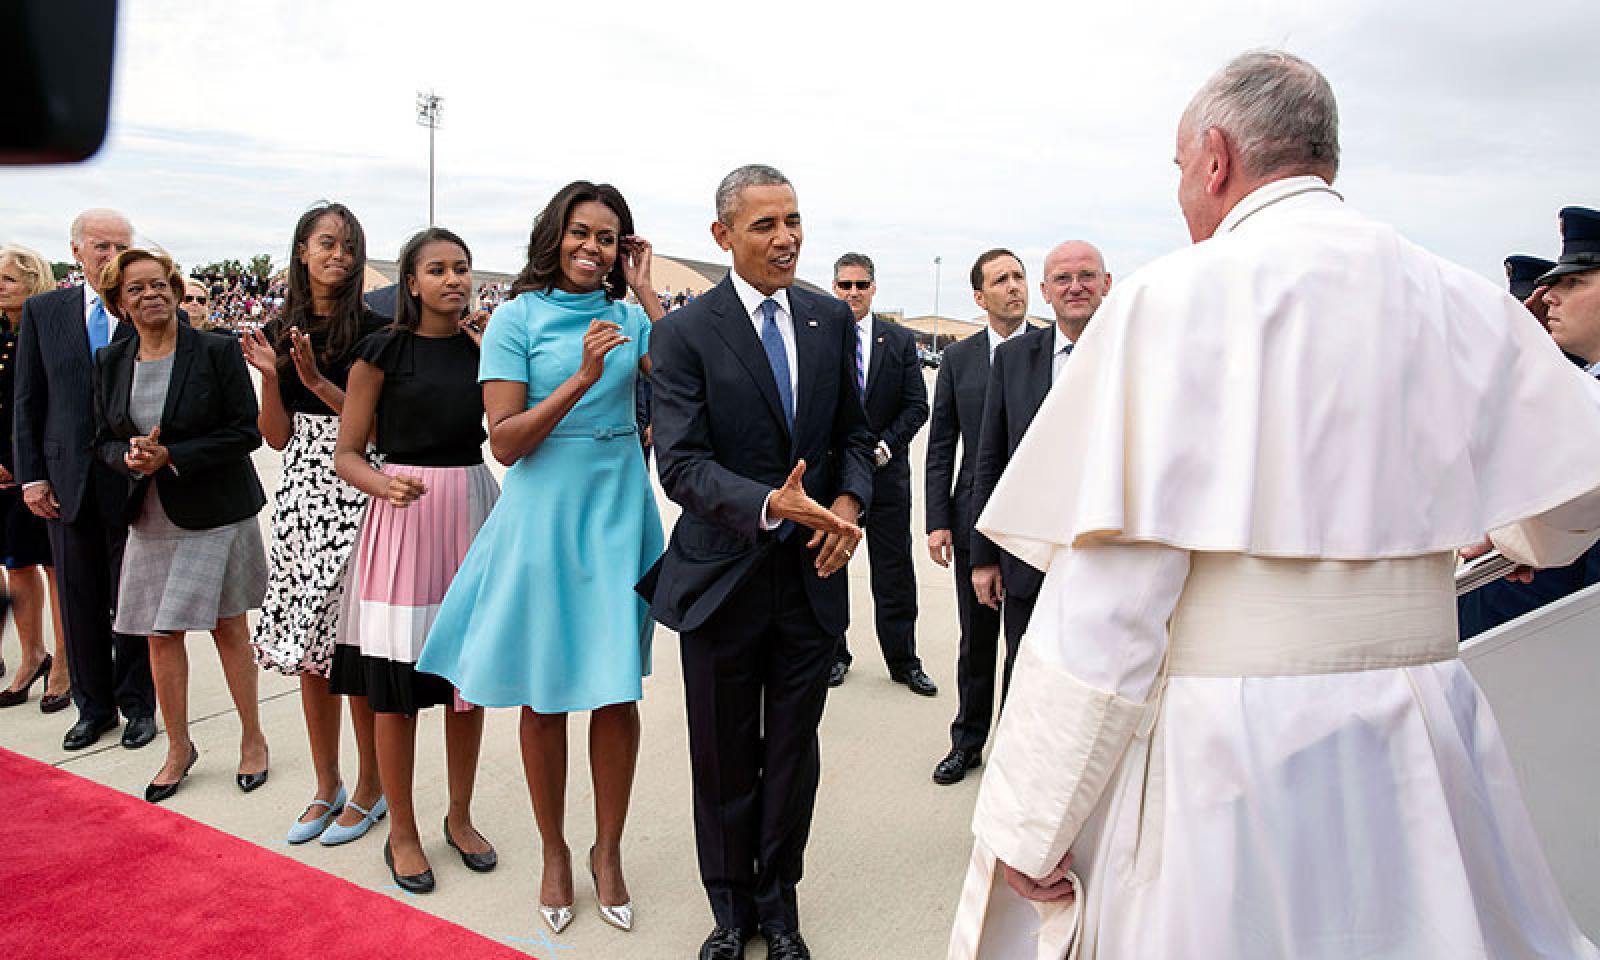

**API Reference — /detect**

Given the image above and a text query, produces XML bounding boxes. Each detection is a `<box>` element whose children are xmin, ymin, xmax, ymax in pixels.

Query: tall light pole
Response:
<box><xmin>932</xmin><ymin>255</ymin><xmax>942</xmax><ymax>351</ymax></box>
<box><xmin>415</xmin><ymin>91</ymin><xmax>443</xmax><ymax>226</ymax></box>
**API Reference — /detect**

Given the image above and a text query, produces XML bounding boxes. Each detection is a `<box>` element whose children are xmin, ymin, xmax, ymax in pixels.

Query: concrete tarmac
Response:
<box><xmin>1</xmin><ymin>369</ymin><xmax>989</xmax><ymax>959</ymax></box>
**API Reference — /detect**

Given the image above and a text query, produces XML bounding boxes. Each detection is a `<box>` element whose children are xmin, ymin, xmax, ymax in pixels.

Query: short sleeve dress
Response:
<box><xmin>416</xmin><ymin>289</ymin><xmax>664</xmax><ymax>713</ymax></box>
<box><xmin>328</xmin><ymin>328</ymin><xmax>498</xmax><ymax>714</ymax></box>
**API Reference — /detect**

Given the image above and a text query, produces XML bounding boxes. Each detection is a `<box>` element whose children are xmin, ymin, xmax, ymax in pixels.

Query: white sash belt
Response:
<box><xmin>1166</xmin><ymin>551</ymin><xmax>1459</xmax><ymax>677</ymax></box>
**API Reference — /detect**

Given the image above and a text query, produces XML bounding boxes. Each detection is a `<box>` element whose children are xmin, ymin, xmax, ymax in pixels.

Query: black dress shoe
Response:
<box><xmin>384</xmin><ymin>839</ymin><xmax>436</xmax><ymax>893</ymax></box>
<box><xmin>63</xmin><ymin>715</ymin><xmax>118</xmax><ymax>751</ymax></box>
<box><xmin>827</xmin><ymin>660</ymin><xmax>849</xmax><ymax>687</ymax></box>
<box><xmin>40</xmin><ymin>690</ymin><xmax>72</xmax><ymax>714</ymax></box>
<box><xmin>932</xmin><ymin>747</ymin><xmax>982</xmax><ymax>785</ymax></box>
<box><xmin>698</xmin><ymin>926</ymin><xmax>750</xmax><ymax>960</ymax></box>
<box><xmin>764</xmin><ymin>930</ymin><xmax>812</xmax><ymax>960</ymax></box>
<box><xmin>891</xmin><ymin>665</ymin><xmax>938</xmax><ymax>697</ymax></box>
<box><xmin>443</xmin><ymin>816</ymin><xmax>498</xmax><ymax>872</ymax></box>
<box><xmin>145</xmin><ymin>744</ymin><xmax>199</xmax><ymax>803</ymax></box>
<box><xmin>237</xmin><ymin>768</ymin><xmax>270</xmax><ymax>793</ymax></box>
<box><xmin>122</xmin><ymin>715</ymin><xmax>158</xmax><ymax>749</ymax></box>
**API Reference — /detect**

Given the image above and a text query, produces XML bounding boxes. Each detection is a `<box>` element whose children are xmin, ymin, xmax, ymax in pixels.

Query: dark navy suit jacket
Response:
<box><xmin>924</xmin><ymin>329</ymin><xmax>994</xmax><ymax>554</ymax></box>
<box><xmin>972</xmin><ymin>325</ymin><xmax>1057</xmax><ymax>599</ymax></box>
<box><xmin>640</xmin><ymin>276</ymin><xmax>876</xmax><ymax>636</ymax></box>
<box><xmin>13</xmin><ymin>286</ymin><xmax>134</xmax><ymax>523</ymax></box>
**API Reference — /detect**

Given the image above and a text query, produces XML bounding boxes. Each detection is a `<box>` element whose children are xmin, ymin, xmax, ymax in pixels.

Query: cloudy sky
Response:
<box><xmin>3</xmin><ymin>0</ymin><xmax>1596</xmax><ymax>317</ymax></box>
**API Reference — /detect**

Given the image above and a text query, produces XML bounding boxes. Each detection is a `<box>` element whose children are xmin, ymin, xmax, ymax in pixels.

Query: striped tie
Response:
<box><xmin>855</xmin><ymin>329</ymin><xmax>865</xmax><ymax>396</ymax></box>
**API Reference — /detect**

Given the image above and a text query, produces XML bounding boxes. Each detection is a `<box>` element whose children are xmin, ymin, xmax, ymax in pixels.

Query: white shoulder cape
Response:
<box><xmin>978</xmin><ymin>178</ymin><xmax>1600</xmax><ymax>566</ymax></box>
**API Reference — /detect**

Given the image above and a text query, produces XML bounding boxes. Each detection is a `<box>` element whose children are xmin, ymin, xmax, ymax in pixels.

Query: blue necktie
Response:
<box><xmin>759</xmin><ymin>298</ymin><xmax>794</xmax><ymax>430</ymax></box>
<box><xmin>87</xmin><ymin>298</ymin><xmax>109</xmax><ymax>354</ymax></box>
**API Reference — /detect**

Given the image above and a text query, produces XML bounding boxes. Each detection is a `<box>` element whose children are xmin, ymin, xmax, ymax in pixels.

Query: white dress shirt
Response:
<box><xmin>726</xmin><ymin>271</ymin><xmax>799</xmax><ymax>530</ymax></box>
<box><xmin>985</xmin><ymin>321</ymin><xmax>1023</xmax><ymax>359</ymax></box>
<box><xmin>728</xmin><ymin>269</ymin><xmax>798</xmax><ymax>403</ymax></box>
<box><xmin>1052</xmin><ymin>324</ymin><xmax>1074</xmax><ymax>382</ymax></box>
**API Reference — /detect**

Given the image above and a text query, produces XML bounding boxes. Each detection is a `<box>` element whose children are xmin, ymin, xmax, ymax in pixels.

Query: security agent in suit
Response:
<box><xmin>642</xmin><ymin>165</ymin><xmax>874</xmax><ymax>960</ymax></box>
<box><xmin>13</xmin><ymin>209</ymin><xmax>158</xmax><ymax>751</ymax></box>
<box><xmin>828</xmin><ymin>252</ymin><xmax>935</xmax><ymax>694</ymax></box>
<box><xmin>1461</xmin><ymin>210</ymin><xmax>1600</xmax><ymax>637</ymax></box>
<box><xmin>969</xmin><ymin>242</ymin><xmax>1111</xmax><ymax>674</ymax></box>
<box><xmin>925</xmin><ymin>249</ymin><xmax>1029</xmax><ymax>786</ymax></box>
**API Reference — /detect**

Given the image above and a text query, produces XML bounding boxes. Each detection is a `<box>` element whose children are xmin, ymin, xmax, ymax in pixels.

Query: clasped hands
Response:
<box><xmin>1001</xmin><ymin>851</ymin><xmax>1076</xmax><ymax>904</ymax></box>
<box><xmin>766</xmin><ymin>460</ymin><xmax>862</xmax><ymax>577</ymax></box>
<box><xmin>124</xmin><ymin>426</ymin><xmax>170</xmax><ymax>477</ymax></box>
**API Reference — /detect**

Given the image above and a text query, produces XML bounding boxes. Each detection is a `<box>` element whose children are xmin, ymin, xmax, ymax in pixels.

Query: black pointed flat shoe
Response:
<box><xmin>145</xmin><ymin>744</ymin><xmax>199</xmax><ymax>803</ymax></box>
<box><xmin>443</xmin><ymin>816</ymin><xmax>497</xmax><ymax>872</ymax></box>
<box><xmin>237</xmin><ymin>768</ymin><xmax>269</xmax><ymax>792</ymax></box>
<box><xmin>384</xmin><ymin>838</ymin><xmax>435</xmax><ymax>893</ymax></box>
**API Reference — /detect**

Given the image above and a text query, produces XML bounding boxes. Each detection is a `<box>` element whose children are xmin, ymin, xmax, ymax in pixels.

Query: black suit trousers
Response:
<box><xmin>948</xmin><ymin>546</ymin><xmax>1034</xmax><ymax>754</ymax></box>
<box><xmin>834</xmin><ymin>463</ymin><xmax>919</xmax><ymax>673</ymax></box>
<box><xmin>680</xmin><ymin>538</ymin><xmax>834</xmax><ymax>934</ymax></box>
<box><xmin>47</xmin><ymin>465</ymin><xmax>152</xmax><ymax>723</ymax></box>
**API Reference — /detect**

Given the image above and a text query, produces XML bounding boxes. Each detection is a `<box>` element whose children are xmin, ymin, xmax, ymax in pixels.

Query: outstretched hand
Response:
<box><xmin>768</xmin><ymin>461</ymin><xmax>863</xmax><ymax>577</ymax></box>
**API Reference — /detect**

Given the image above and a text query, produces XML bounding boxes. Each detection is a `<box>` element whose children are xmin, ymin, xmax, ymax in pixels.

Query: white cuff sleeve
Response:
<box><xmin>759</xmin><ymin>490</ymin><xmax>782</xmax><ymax>531</ymax></box>
<box><xmin>1491</xmin><ymin>485</ymin><xmax>1600</xmax><ymax>568</ymax></box>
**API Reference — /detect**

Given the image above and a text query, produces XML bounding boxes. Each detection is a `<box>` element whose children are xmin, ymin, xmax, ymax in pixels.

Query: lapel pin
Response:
<box><xmin>877</xmin><ymin>336</ymin><xmax>885</xmax><ymax>343</ymax></box>
<box><xmin>807</xmin><ymin>320</ymin><xmax>818</xmax><ymax>327</ymax></box>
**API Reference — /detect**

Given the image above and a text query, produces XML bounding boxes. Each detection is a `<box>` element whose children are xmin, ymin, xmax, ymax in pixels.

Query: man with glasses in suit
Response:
<box><xmin>828</xmin><ymin>252</ymin><xmax>934</xmax><ymax>695</ymax></box>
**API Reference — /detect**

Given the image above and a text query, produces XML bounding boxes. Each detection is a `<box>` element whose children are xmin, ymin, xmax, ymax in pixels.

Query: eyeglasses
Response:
<box><xmin>835</xmin><ymin>280</ymin><xmax>872</xmax><ymax>291</ymax></box>
<box><xmin>1049</xmin><ymin>271</ymin><xmax>1103</xmax><ymax>286</ymax></box>
<box><xmin>183</xmin><ymin>295</ymin><xmax>208</xmax><ymax>304</ymax></box>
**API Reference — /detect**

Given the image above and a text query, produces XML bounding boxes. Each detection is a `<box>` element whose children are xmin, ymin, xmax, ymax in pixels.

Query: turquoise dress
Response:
<box><xmin>417</xmin><ymin>289</ymin><xmax>663</xmax><ymax>712</ymax></box>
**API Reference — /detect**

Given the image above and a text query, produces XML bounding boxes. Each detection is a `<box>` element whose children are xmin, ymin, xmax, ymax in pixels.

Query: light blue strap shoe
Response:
<box><xmin>287</xmin><ymin>784</ymin><xmax>347</xmax><ymax>845</ymax></box>
<box><xmin>318</xmin><ymin>794</ymin><xmax>388</xmax><ymax>846</ymax></box>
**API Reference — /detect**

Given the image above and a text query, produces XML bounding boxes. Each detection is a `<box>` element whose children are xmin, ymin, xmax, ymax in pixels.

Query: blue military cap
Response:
<box><xmin>1537</xmin><ymin>206</ymin><xmax>1600</xmax><ymax>284</ymax></box>
<box><xmin>1505</xmin><ymin>255</ymin><xmax>1556</xmax><ymax>301</ymax></box>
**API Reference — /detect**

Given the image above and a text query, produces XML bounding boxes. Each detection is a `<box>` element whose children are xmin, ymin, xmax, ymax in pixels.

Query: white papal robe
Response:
<box><xmin>950</xmin><ymin>177</ymin><xmax>1600</xmax><ymax>959</ymax></box>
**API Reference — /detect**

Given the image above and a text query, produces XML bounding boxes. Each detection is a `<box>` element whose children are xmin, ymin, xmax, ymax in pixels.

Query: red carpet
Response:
<box><xmin>0</xmin><ymin>747</ymin><xmax>527</xmax><ymax>959</ymax></box>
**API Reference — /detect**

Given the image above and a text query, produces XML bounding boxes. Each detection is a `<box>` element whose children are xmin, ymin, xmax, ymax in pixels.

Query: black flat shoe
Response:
<box><xmin>237</xmin><ymin>768</ymin><xmax>269</xmax><ymax>792</ymax></box>
<box><xmin>122</xmin><ymin>715</ymin><xmax>158</xmax><ymax>749</ymax></box>
<box><xmin>699</xmin><ymin>926</ymin><xmax>750</xmax><ymax>960</ymax></box>
<box><xmin>63</xmin><ymin>715</ymin><xmax>118</xmax><ymax>751</ymax></box>
<box><xmin>932</xmin><ymin>747</ymin><xmax>982</xmax><ymax>785</ymax></box>
<box><xmin>384</xmin><ymin>838</ymin><xmax>435</xmax><ymax>893</ymax></box>
<box><xmin>145</xmin><ymin>744</ymin><xmax>199</xmax><ymax>804</ymax></box>
<box><xmin>443</xmin><ymin>816</ymin><xmax>497</xmax><ymax>872</ymax></box>
<box><xmin>0</xmin><ymin>654</ymin><xmax>50</xmax><ymax>707</ymax></box>
<box><xmin>764</xmin><ymin>929</ymin><xmax>812</xmax><ymax>960</ymax></box>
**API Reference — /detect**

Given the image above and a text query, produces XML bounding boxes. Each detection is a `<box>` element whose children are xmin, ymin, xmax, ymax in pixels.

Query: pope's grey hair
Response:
<box><xmin>1182</xmin><ymin>50</ymin><xmax>1340</xmax><ymax>180</ymax></box>
<box><xmin>715</xmin><ymin>164</ymin><xmax>791</xmax><ymax>224</ymax></box>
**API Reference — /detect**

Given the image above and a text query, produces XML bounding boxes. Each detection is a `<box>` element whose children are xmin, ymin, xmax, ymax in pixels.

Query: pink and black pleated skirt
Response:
<box><xmin>329</xmin><ymin>461</ymin><xmax>499</xmax><ymax>714</ymax></box>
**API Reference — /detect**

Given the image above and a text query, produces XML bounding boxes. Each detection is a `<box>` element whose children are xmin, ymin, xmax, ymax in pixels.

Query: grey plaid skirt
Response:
<box><xmin>113</xmin><ymin>484</ymin><xmax>268</xmax><ymax>636</ymax></box>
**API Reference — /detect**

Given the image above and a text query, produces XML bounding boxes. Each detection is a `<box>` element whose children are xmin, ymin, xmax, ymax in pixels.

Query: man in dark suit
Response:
<box><xmin>13</xmin><ymin>208</ymin><xmax>156</xmax><ymax>751</ymax></box>
<box><xmin>925</xmin><ymin>248</ymin><xmax>1029</xmax><ymax>786</ymax></box>
<box><xmin>645</xmin><ymin>165</ymin><xmax>875</xmax><ymax>960</ymax></box>
<box><xmin>970</xmin><ymin>241</ymin><xmax>1111</xmax><ymax>670</ymax></box>
<box><xmin>828</xmin><ymin>252</ymin><xmax>935</xmax><ymax>694</ymax></box>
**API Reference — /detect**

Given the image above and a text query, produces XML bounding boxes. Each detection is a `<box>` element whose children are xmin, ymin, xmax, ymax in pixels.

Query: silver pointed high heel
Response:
<box><xmin>539</xmin><ymin>904</ymin><xmax>574</xmax><ymax>934</ymax></box>
<box><xmin>589</xmin><ymin>846</ymin><xmax>634</xmax><ymax>932</ymax></box>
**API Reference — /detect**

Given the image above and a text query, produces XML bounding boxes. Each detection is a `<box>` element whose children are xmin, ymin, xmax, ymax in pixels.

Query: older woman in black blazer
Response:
<box><xmin>93</xmin><ymin>249</ymin><xmax>271</xmax><ymax>803</ymax></box>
